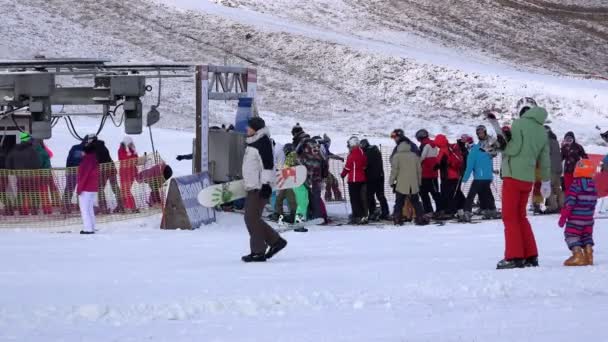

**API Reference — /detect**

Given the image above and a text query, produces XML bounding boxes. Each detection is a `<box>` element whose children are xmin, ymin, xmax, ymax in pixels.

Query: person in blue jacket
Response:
<box><xmin>460</xmin><ymin>143</ymin><xmax>498</xmax><ymax>222</ymax></box>
<box><xmin>62</xmin><ymin>140</ymin><xmax>86</xmax><ymax>213</ymax></box>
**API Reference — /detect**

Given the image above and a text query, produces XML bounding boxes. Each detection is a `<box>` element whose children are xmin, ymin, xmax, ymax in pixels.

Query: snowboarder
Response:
<box><xmin>241</xmin><ymin>117</ymin><xmax>287</xmax><ymax>262</ymax></box>
<box><xmin>561</xmin><ymin>131</ymin><xmax>587</xmax><ymax>195</ymax></box>
<box><xmin>389</xmin><ymin>138</ymin><xmax>428</xmax><ymax>226</ymax></box>
<box><xmin>341</xmin><ymin>136</ymin><xmax>368</xmax><ymax>224</ymax></box>
<box><xmin>497</xmin><ymin>98</ymin><xmax>551</xmax><ymax>269</ymax></box>
<box><xmin>298</xmin><ymin>136</ymin><xmax>326</xmax><ymax>220</ymax></box>
<box><xmin>271</xmin><ymin>143</ymin><xmax>297</xmax><ymax>223</ymax></box>
<box><xmin>415</xmin><ymin>129</ymin><xmax>441</xmax><ymax>216</ymax></box>
<box><xmin>77</xmin><ymin>135</ymin><xmax>100</xmax><ymax>234</ymax></box>
<box><xmin>558</xmin><ymin>159</ymin><xmax>597</xmax><ymax>266</ymax></box>
<box><xmin>434</xmin><ymin>134</ymin><xmax>463</xmax><ymax>218</ymax></box>
<box><xmin>360</xmin><ymin>139</ymin><xmax>389</xmax><ymax>221</ymax></box>
<box><xmin>318</xmin><ymin>134</ymin><xmax>343</xmax><ymax>202</ymax></box>
<box><xmin>545</xmin><ymin>125</ymin><xmax>563</xmax><ymax>213</ymax></box>
<box><xmin>118</xmin><ymin>136</ymin><xmax>139</xmax><ymax>213</ymax></box>
<box><xmin>461</xmin><ymin>140</ymin><xmax>496</xmax><ymax>222</ymax></box>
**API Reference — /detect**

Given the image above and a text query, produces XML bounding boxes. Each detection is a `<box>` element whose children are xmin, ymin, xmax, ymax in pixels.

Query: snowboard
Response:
<box><xmin>197</xmin><ymin>165</ymin><xmax>307</xmax><ymax>208</ymax></box>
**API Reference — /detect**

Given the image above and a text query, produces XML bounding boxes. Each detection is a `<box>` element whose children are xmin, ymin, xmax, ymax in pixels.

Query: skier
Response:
<box><xmin>360</xmin><ymin>139</ymin><xmax>389</xmax><ymax>221</ymax></box>
<box><xmin>318</xmin><ymin>134</ymin><xmax>343</xmax><ymax>202</ymax></box>
<box><xmin>434</xmin><ymin>134</ymin><xmax>463</xmax><ymax>219</ymax></box>
<box><xmin>241</xmin><ymin>117</ymin><xmax>287</xmax><ymax>262</ymax></box>
<box><xmin>118</xmin><ymin>136</ymin><xmax>139</xmax><ymax>213</ymax></box>
<box><xmin>77</xmin><ymin>134</ymin><xmax>100</xmax><ymax>234</ymax></box>
<box><xmin>90</xmin><ymin>137</ymin><xmax>124</xmax><ymax>214</ymax></box>
<box><xmin>285</xmin><ymin>147</ymin><xmax>309</xmax><ymax>223</ymax></box>
<box><xmin>5</xmin><ymin>133</ymin><xmax>42</xmax><ymax>215</ymax></box>
<box><xmin>390</xmin><ymin>129</ymin><xmax>419</xmax><ymax>156</ymax></box>
<box><xmin>475</xmin><ymin>125</ymin><xmax>498</xmax><ymax>158</ymax></box>
<box><xmin>561</xmin><ymin>131</ymin><xmax>587</xmax><ymax>195</ymax></box>
<box><xmin>341</xmin><ymin>136</ymin><xmax>368</xmax><ymax>224</ymax></box>
<box><xmin>62</xmin><ymin>139</ymin><xmax>86</xmax><ymax>214</ymax></box>
<box><xmin>461</xmin><ymin>139</ymin><xmax>497</xmax><ymax>222</ymax></box>
<box><xmin>541</xmin><ymin>126</ymin><xmax>563</xmax><ymax>213</ymax></box>
<box><xmin>558</xmin><ymin>159</ymin><xmax>597</xmax><ymax>266</ymax></box>
<box><xmin>415</xmin><ymin>129</ymin><xmax>441</xmax><ymax>217</ymax></box>
<box><xmin>497</xmin><ymin>99</ymin><xmax>551</xmax><ymax>269</ymax></box>
<box><xmin>389</xmin><ymin>138</ymin><xmax>428</xmax><ymax>226</ymax></box>
<box><xmin>298</xmin><ymin>136</ymin><xmax>326</xmax><ymax>221</ymax></box>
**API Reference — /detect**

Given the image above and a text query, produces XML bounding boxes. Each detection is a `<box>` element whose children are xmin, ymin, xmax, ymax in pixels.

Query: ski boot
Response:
<box><xmin>532</xmin><ymin>204</ymin><xmax>544</xmax><ymax>215</ymax></box>
<box><xmin>359</xmin><ymin>216</ymin><xmax>369</xmax><ymax>225</ymax></box>
<box><xmin>524</xmin><ymin>256</ymin><xmax>539</xmax><ymax>267</ymax></box>
<box><xmin>460</xmin><ymin>211</ymin><xmax>473</xmax><ymax>223</ymax></box>
<box><xmin>496</xmin><ymin>258</ymin><xmax>525</xmax><ymax>269</ymax></box>
<box><xmin>482</xmin><ymin>210</ymin><xmax>501</xmax><ymax>220</ymax></box>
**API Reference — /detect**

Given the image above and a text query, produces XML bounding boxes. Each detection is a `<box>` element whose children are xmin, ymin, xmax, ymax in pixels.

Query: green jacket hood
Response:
<box><xmin>522</xmin><ymin>107</ymin><xmax>548</xmax><ymax>125</ymax></box>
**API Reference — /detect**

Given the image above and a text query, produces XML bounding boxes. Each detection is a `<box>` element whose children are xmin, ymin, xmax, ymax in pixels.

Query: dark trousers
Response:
<box><xmin>275</xmin><ymin>189</ymin><xmax>297</xmax><ymax>216</ymax></box>
<box><xmin>308</xmin><ymin>182</ymin><xmax>323</xmax><ymax>219</ymax></box>
<box><xmin>367</xmin><ymin>177</ymin><xmax>389</xmax><ymax>217</ymax></box>
<box><xmin>244</xmin><ymin>191</ymin><xmax>281</xmax><ymax>254</ymax></box>
<box><xmin>420</xmin><ymin>178</ymin><xmax>441</xmax><ymax>214</ymax></box>
<box><xmin>440</xmin><ymin>179</ymin><xmax>460</xmax><ymax>215</ymax></box>
<box><xmin>393</xmin><ymin>192</ymin><xmax>424</xmax><ymax>223</ymax></box>
<box><xmin>464</xmin><ymin>180</ymin><xmax>496</xmax><ymax>212</ymax></box>
<box><xmin>348</xmin><ymin>182</ymin><xmax>368</xmax><ymax>219</ymax></box>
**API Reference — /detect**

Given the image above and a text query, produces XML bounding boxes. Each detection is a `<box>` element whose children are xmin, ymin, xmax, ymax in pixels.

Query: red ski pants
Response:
<box><xmin>501</xmin><ymin>178</ymin><xmax>538</xmax><ymax>260</ymax></box>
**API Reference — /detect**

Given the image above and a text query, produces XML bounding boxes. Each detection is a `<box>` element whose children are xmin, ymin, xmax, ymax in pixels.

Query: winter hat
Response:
<box><xmin>247</xmin><ymin>117</ymin><xmax>266</xmax><ymax>132</ymax></box>
<box><xmin>360</xmin><ymin>139</ymin><xmax>370</xmax><ymax>149</ymax></box>
<box><xmin>347</xmin><ymin>136</ymin><xmax>360</xmax><ymax>148</ymax></box>
<box><xmin>122</xmin><ymin>136</ymin><xmax>134</xmax><ymax>146</ymax></box>
<box><xmin>565</xmin><ymin>131</ymin><xmax>575</xmax><ymax>140</ymax></box>
<box><xmin>574</xmin><ymin>159</ymin><xmax>595</xmax><ymax>178</ymax></box>
<box><xmin>291</xmin><ymin>123</ymin><xmax>303</xmax><ymax>136</ymax></box>
<box><xmin>19</xmin><ymin>132</ymin><xmax>31</xmax><ymax>143</ymax></box>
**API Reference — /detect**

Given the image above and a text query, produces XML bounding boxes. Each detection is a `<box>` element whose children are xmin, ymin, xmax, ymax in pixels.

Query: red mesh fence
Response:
<box><xmin>0</xmin><ymin>153</ymin><xmax>167</xmax><ymax>228</ymax></box>
<box><xmin>324</xmin><ymin>145</ymin><xmax>504</xmax><ymax>204</ymax></box>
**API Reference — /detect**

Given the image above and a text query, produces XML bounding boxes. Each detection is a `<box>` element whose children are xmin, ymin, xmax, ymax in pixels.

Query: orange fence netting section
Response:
<box><xmin>0</xmin><ymin>153</ymin><xmax>167</xmax><ymax>228</ymax></box>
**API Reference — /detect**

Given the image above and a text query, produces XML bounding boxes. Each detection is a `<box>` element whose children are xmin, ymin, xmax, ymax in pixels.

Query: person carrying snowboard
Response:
<box><xmin>389</xmin><ymin>138</ymin><xmax>428</xmax><ymax>226</ymax></box>
<box><xmin>434</xmin><ymin>134</ymin><xmax>463</xmax><ymax>219</ymax></box>
<box><xmin>241</xmin><ymin>117</ymin><xmax>287</xmax><ymax>263</ymax></box>
<box><xmin>360</xmin><ymin>139</ymin><xmax>389</xmax><ymax>221</ymax></box>
<box><xmin>271</xmin><ymin>143</ymin><xmax>297</xmax><ymax>223</ymax></box>
<box><xmin>558</xmin><ymin>159</ymin><xmax>597</xmax><ymax>266</ymax></box>
<box><xmin>341</xmin><ymin>136</ymin><xmax>368</xmax><ymax>224</ymax></box>
<box><xmin>561</xmin><ymin>131</ymin><xmax>587</xmax><ymax>196</ymax></box>
<box><xmin>415</xmin><ymin>129</ymin><xmax>441</xmax><ymax>217</ymax></box>
<box><xmin>497</xmin><ymin>98</ymin><xmax>551</xmax><ymax>270</ymax></box>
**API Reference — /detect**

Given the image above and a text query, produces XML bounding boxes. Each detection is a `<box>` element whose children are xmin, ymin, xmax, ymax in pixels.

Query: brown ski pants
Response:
<box><xmin>245</xmin><ymin>190</ymin><xmax>281</xmax><ymax>254</ymax></box>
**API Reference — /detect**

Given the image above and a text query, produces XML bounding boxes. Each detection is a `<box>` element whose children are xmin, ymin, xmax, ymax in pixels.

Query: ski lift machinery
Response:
<box><xmin>0</xmin><ymin>59</ymin><xmax>257</xmax><ymax>177</ymax></box>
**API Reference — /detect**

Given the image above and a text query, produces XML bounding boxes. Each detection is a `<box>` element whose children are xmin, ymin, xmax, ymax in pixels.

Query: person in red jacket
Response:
<box><xmin>118</xmin><ymin>136</ymin><xmax>139</xmax><ymax>212</ymax></box>
<box><xmin>77</xmin><ymin>135</ymin><xmax>100</xmax><ymax>235</ymax></box>
<box><xmin>415</xmin><ymin>129</ymin><xmax>441</xmax><ymax>216</ymax></box>
<box><xmin>341</xmin><ymin>136</ymin><xmax>368</xmax><ymax>224</ymax></box>
<box><xmin>435</xmin><ymin>134</ymin><xmax>464</xmax><ymax>218</ymax></box>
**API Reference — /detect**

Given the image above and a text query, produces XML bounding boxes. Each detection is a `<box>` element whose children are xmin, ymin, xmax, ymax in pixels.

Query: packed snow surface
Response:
<box><xmin>1</xmin><ymin>212</ymin><xmax>608</xmax><ymax>341</ymax></box>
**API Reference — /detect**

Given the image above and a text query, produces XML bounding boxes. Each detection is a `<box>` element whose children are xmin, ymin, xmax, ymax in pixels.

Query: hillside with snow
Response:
<box><xmin>1</xmin><ymin>0</ymin><xmax>607</xmax><ymax>144</ymax></box>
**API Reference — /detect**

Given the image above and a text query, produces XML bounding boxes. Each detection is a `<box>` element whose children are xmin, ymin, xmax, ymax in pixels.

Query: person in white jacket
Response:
<box><xmin>241</xmin><ymin>117</ymin><xmax>287</xmax><ymax>263</ymax></box>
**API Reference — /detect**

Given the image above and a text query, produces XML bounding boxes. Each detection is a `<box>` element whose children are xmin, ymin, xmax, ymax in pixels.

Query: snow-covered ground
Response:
<box><xmin>2</xmin><ymin>210</ymin><xmax>608</xmax><ymax>341</ymax></box>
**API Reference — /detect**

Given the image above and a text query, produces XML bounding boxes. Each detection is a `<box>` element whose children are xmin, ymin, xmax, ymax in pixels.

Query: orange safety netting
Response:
<box><xmin>0</xmin><ymin>153</ymin><xmax>167</xmax><ymax>228</ymax></box>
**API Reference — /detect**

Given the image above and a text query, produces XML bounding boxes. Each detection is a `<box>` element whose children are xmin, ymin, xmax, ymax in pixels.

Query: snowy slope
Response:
<box><xmin>1</xmin><ymin>0</ymin><xmax>607</xmax><ymax>146</ymax></box>
<box><xmin>2</xmin><ymin>212</ymin><xmax>608</xmax><ymax>341</ymax></box>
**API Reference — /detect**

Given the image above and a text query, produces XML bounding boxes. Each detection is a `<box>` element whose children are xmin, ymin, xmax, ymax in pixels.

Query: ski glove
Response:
<box><xmin>176</xmin><ymin>155</ymin><xmax>184</xmax><ymax>161</ymax></box>
<box><xmin>558</xmin><ymin>215</ymin><xmax>567</xmax><ymax>228</ymax></box>
<box><xmin>260</xmin><ymin>184</ymin><xmax>272</xmax><ymax>199</ymax></box>
<box><xmin>540</xmin><ymin>181</ymin><xmax>551</xmax><ymax>198</ymax></box>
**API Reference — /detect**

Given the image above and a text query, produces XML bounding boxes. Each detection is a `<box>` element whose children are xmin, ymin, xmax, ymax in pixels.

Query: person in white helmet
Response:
<box><xmin>341</xmin><ymin>136</ymin><xmax>368</xmax><ymax>224</ymax></box>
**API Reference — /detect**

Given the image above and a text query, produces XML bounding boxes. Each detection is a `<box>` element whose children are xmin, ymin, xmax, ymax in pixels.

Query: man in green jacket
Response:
<box><xmin>497</xmin><ymin>99</ymin><xmax>552</xmax><ymax>269</ymax></box>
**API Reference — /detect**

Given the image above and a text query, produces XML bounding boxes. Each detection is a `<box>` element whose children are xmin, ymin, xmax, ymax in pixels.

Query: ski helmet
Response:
<box><xmin>516</xmin><ymin>97</ymin><xmax>538</xmax><ymax>116</ymax></box>
<box><xmin>460</xmin><ymin>134</ymin><xmax>474</xmax><ymax>145</ymax></box>
<box><xmin>347</xmin><ymin>136</ymin><xmax>360</xmax><ymax>148</ymax></box>
<box><xmin>476</xmin><ymin>125</ymin><xmax>487</xmax><ymax>133</ymax></box>
<box><xmin>415</xmin><ymin>129</ymin><xmax>429</xmax><ymax>141</ymax></box>
<box><xmin>391</xmin><ymin>128</ymin><xmax>405</xmax><ymax>140</ymax></box>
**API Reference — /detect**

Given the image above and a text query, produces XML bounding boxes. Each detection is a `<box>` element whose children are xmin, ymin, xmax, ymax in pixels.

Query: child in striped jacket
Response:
<box><xmin>558</xmin><ymin>160</ymin><xmax>597</xmax><ymax>266</ymax></box>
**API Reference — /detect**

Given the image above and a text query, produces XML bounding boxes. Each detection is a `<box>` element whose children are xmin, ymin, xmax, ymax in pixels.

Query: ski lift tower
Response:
<box><xmin>194</xmin><ymin>65</ymin><xmax>257</xmax><ymax>174</ymax></box>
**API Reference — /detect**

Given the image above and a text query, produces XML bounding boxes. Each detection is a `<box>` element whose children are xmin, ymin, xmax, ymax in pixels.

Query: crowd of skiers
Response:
<box><xmin>0</xmin><ymin>133</ymin><xmax>172</xmax><ymax>234</ymax></box>
<box><xmin>245</xmin><ymin>97</ymin><xmax>600</xmax><ymax>268</ymax></box>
